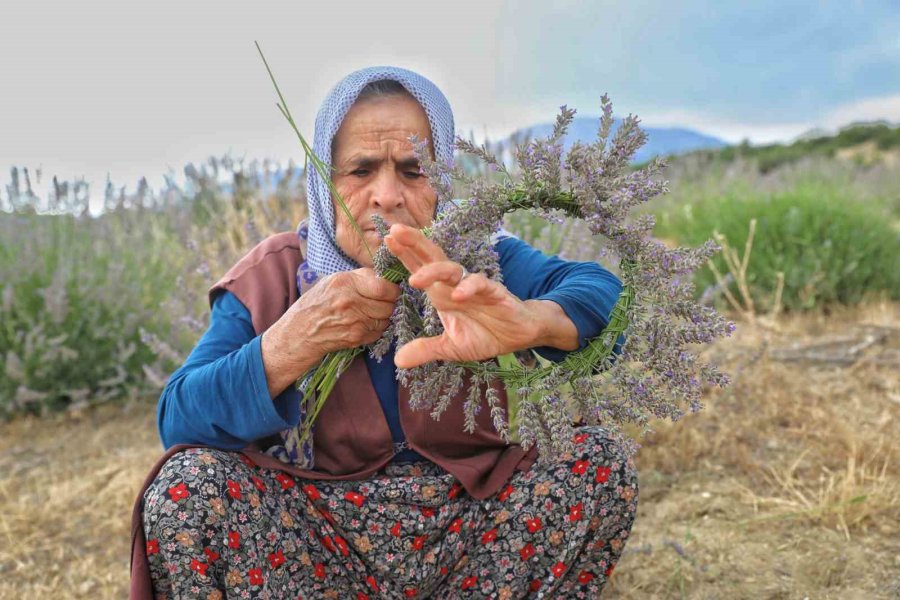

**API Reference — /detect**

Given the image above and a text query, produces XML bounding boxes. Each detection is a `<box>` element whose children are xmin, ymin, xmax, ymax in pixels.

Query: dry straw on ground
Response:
<box><xmin>1</xmin><ymin>303</ymin><xmax>898</xmax><ymax>599</ymax></box>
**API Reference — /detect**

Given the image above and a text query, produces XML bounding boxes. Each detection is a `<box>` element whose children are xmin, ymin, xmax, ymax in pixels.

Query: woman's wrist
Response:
<box><xmin>523</xmin><ymin>299</ymin><xmax>580</xmax><ymax>352</ymax></box>
<box><xmin>260</xmin><ymin>318</ymin><xmax>325</xmax><ymax>399</ymax></box>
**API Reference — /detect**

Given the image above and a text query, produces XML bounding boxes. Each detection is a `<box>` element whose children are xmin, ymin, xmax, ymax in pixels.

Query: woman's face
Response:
<box><xmin>331</xmin><ymin>93</ymin><xmax>437</xmax><ymax>267</ymax></box>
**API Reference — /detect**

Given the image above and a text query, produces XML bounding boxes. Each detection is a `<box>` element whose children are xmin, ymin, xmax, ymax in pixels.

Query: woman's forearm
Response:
<box><xmin>157</xmin><ymin>291</ymin><xmax>302</xmax><ymax>449</ymax></box>
<box><xmin>497</xmin><ymin>236</ymin><xmax>623</xmax><ymax>362</ymax></box>
<box><xmin>524</xmin><ymin>299</ymin><xmax>580</xmax><ymax>352</ymax></box>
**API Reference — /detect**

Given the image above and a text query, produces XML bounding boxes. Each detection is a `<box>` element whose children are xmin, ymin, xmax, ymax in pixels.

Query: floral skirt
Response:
<box><xmin>142</xmin><ymin>426</ymin><xmax>638</xmax><ymax>599</ymax></box>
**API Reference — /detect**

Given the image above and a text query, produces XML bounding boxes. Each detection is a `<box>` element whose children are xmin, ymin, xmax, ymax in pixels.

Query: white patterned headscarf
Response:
<box><xmin>303</xmin><ymin>66</ymin><xmax>456</xmax><ymax>276</ymax></box>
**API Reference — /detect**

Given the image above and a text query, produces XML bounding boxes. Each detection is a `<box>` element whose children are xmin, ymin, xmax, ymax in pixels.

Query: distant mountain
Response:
<box><xmin>510</xmin><ymin>117</ymin><xmax>728</xmax><ymax>163</ymax></box>
<box><xmin>791</xmin><ymin>127</ymin><xmax>831</xmax><ymax>143</ymax></box>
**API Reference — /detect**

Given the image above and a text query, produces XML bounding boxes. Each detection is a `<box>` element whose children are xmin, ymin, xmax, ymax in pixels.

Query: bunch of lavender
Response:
<box><xmin>257</xmin><ymin>44</ymin><xmax>732</xmax><ymax>460</ymax></box>
<box><xmin>368</xmin><ymin>97</ymin><xmax>734</xmax><ymax>461</ymax></box>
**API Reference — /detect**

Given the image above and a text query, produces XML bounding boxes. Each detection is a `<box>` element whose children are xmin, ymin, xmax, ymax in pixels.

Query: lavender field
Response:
<box><xmin>1</xmin><ymin>142</ymin><xmax>899</xmax><ymax>597</ymax></box>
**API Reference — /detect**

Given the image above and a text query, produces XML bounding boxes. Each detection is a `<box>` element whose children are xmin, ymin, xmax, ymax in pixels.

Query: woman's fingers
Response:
<box><xmin>450</xmin><ymin>273</ymin><xmax>505</xmax><ymax>304</ymax></box>
<box><xmin>383</xmin><ymin>234</ymin><xmax>424</xmax><ymax>273</ymax></box>
<box><xmin>394</xmin><ymin>335</ymin><xmax>448</xmax><ymax>369</ymax></box>
<box><xmin>357</xmin><ymin>299</ymin><xmax>397</xmax><ymax>321</ymax></box>
<box><xmin>409</xmin><ymin>263</ymin><xmax>506</xmax><ymax>305</ymax></box>
<box><xmin>408</xmin><ymin>260</ymin><xmax>466</xmax><ymax>288</ymax></box>
<box><xmin>385</xmin><ymin>224</ymin><xmax>448</xmax><ymax>270</ymax></box>
<box><xmin>351</xmin><ymin>268</ymin><xmax>402</xmax><ymax>301</ymax></box>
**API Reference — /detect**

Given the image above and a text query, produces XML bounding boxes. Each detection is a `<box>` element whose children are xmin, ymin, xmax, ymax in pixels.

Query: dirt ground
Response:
<box><xmin>1</xmin><ymin>303</ymin><xmax>898</xmax><ymax>599</ymax></box>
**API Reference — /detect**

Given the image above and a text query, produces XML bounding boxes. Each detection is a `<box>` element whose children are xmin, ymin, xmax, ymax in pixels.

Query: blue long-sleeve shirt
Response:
<box><xmin>157</xmin><ymin>236</ymin><xmax>623</xmax><ymax>462</ymax></box>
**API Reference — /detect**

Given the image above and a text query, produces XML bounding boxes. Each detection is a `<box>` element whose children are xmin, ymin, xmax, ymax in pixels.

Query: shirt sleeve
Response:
<box><xmin>497</xmin><ymin>236</ymin><xmax>624</xmax><ymax>362</ymax></box>
<box><xmin>156</xmin><ymin>290</ymin><xmax>301</xmax><ymax>449</ymax></box>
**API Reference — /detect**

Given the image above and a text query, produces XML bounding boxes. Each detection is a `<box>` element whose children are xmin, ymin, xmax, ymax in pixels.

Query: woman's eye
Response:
<box><xmin>350</xmin><ymin>169</ymin><xmax>369</xmax><ymax>177</ymax></box>
<box><xmin>403</xmin><ymin>171</ymin><xmax>423</xmax><ymax>179</ymax></box>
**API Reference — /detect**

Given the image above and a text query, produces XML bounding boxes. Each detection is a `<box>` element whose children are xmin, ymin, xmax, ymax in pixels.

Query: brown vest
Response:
<box><xmin>207</xmin><ymin>230</ymin><xmax>539</xmax><ymax>500</ymax></box>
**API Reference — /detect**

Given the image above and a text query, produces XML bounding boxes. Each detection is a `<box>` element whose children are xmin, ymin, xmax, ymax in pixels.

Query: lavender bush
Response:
<box><xmin>0</xmin><ymin>159</ymin><xmax>306</xmax><ymax>417</ymax></box>
<box><xmin>0</xmin><ymin>171</ymin><xmax>176</xmax><ymax>416</ymax></box>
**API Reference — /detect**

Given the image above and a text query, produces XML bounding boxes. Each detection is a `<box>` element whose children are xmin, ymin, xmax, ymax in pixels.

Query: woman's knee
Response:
<box><xmin>573</xmin><ymin>426</ymin><xmax>639</xmax><ymax>504</ymax></box>
<box><xmin>575</xmin><ymin>425</ymin><xmax>635</xmax><ymax>466</ymax></box>
<box><xmin>142</xmin><ymin>448</ymin><xmax>248</xmax><ymax>526</ymax></box>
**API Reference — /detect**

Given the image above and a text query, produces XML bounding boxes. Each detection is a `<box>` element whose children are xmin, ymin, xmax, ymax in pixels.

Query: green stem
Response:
<box><xmin>255</xmin><ymin>41</ymin><xmax>373</xmax><ymax>262</ymax></box>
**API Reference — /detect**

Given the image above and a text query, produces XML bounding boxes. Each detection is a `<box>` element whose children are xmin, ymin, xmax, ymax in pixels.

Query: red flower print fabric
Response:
<box><xmin>141</xmin><ymin>426</ymin><xmax>638</xmax><ymax>598</ymax></box>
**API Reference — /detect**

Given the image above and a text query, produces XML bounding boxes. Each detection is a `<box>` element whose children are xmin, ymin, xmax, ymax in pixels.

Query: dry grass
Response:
<box><xmin>606</xmin><ymin>300</ymin><xmax>900</xmax><ymax>599</ymax></box>
<box><xmin>1</xmin><ymin>303</ymin><xmax>899</xmax><ymax>599</ymax></box>
<box><xmin>0</xmin><ymin>400</ymin><xmax>161</xmax><ymax>598</ymax></box>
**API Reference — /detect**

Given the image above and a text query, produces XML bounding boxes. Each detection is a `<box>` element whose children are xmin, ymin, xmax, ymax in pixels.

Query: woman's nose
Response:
<box><xmin>370</xmin><ymin>171</ymin><xmax>405</xmax><ymax>211</ymax></box>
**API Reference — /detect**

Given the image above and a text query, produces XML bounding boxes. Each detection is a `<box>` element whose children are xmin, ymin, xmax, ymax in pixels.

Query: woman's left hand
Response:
<box><xmin>384</xmin><ymin>224</ymin><xmax>578</xmax><ymax>369</ymax></box>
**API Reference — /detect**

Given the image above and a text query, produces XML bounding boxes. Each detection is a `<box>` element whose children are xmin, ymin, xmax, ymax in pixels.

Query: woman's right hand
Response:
<box><xmin>260</xmin><ymin>268</ymin><xmax>400</xmax><ymax>398</ymax></box>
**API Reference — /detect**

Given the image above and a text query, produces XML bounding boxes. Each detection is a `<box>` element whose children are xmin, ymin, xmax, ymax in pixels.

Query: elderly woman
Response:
<box><xmin>131</xmin><ymin>67</ymin><xmax>638</xmax><ymax>599</ymax></box>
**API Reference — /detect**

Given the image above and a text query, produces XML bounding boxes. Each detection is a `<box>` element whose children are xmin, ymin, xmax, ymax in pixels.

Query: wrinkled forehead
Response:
<box><xmin>314</xmin><ymin>67</ymin><xmax>455</xmax><ymax>166</ymax></box>
<box><xmin>330</xmin><ymin>93</ymin><xmax>435</xmax><ymax>159</ymax></box>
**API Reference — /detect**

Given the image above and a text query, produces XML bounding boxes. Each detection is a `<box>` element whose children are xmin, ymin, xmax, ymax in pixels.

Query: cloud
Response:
<box><xmin>634</xmin><ymin>94</ymin><xmax>900</xmax><ymax>145</ymax></box>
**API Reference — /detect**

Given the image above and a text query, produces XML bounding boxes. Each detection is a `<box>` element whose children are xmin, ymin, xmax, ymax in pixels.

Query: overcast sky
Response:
<box><xmin>2</xmin><ymin>0</ymin><xmax>898</xmax><ymax>211</ymax></box>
